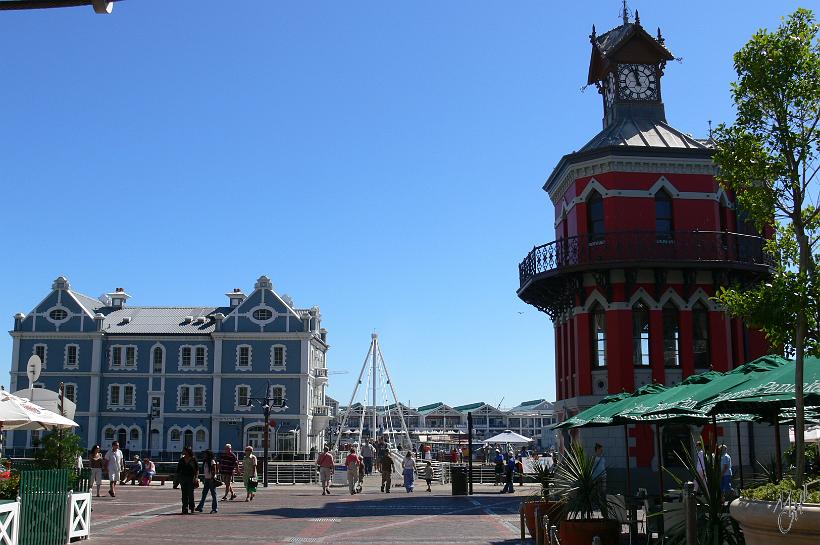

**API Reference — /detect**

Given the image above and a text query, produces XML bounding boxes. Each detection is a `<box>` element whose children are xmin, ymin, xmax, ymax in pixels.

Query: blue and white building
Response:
<box><xmin>7</xmin><ymin>276</ymin><xmax>331</xmax><ymax>456</ymax></box>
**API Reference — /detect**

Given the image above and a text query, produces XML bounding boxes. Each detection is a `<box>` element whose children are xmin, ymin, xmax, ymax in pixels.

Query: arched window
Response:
<box><xmin>590</xmin><ymin>303</ymin><xmax>606</xmax><ymax>367</ymax></box>
<box><xmin>655</xmin><ymin>189</ymin><xmax>673</xmax><ymax>238</ymax></box>
<box><xmin>183</xmin><ymin>430</ymin><xmax>194</xmax><ymax>448</ymax></box>
<box><xmin>632</xmin><ymin>302</ymin><xmax>650</xmax><ymax>366</ymax></box>
<box><xmin>693</xmin><ymin>302</ymin><xmax>711</xmax><ymax>368</ymax></box>
<box><xmin>587</xmin><ymin>191</ymin><xmax>605</xmax><ymax>240</ymax></box>
<box><xmin>195</xmin><ymin>429</ymin><xmax>206</xmax><ymax>443</ymax></box>
<box><xmin>117</xmin><ymin>428</ymin><xmax>127</xmax><ymax>447</ymax></box>
<box><xmin>170</xmin><ymin>429</ymin><xmax>181</xmax><ymax>442</ymax></box>
<box><xmin>662</xmin><ymin>302</ymin><xmax>680</xmax><ymax>367</ymax></box>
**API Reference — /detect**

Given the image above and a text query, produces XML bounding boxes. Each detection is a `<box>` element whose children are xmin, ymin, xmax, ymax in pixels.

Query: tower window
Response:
<box><xmin>662</xmin><ymin>302</ymin><xmax>680</xmax><ymax>367</ymax></box>
<box><xmin>655</xmin><ymin>190</ymin><xmax>673</xmax><ymax>238</ymax></box>
<box><xmin>632</xmin><ymin>302</ymin><xmax>650</xmax><ymax>366</ymax></box>
<box><xmin>693</xmin><ymin>302</ymin><xmax>711</xmax><ymax>368</ymax></box>
<box><xmin>152</xmin><ymin>346</ymin><xmax>164</xmax><ymax>373</ymax></box>
<box><xmin>590</xmin><ymin>304</ymin><xmax>607</xmax><ymax>368</ymax></box>
<box><xmin>587</xmin><ymin>191</ymin><xmax>605</xmax><ymax>240</ymax></box>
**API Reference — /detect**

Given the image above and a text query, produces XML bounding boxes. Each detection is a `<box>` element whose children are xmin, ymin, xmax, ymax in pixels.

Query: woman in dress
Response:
<box><xmin>402</xmin><ymin>451</ymin><xmax>416</xmax><ymax>493</ymax></box>
<box><xmin>243</xmin><ymin>446</ymin><xmax>258</xmax><ymax>501</ymax></box>
<box><xmin>89</xmin><ymin>445</ymin><xmax>104</xmax><ymax>497</ymax></box>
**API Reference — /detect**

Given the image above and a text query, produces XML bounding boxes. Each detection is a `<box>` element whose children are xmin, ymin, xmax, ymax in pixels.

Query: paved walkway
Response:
<box><xmin>89</xmin><ymin>476</ymin><xmax>531</xmax><ymax>544</ymax></box>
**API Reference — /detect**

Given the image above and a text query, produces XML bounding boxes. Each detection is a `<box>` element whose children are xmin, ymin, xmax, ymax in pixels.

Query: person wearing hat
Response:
<box><xmin>493</xmin><ymin>449</ymin><xmax>504</xmax><ymax>485</ymax></box>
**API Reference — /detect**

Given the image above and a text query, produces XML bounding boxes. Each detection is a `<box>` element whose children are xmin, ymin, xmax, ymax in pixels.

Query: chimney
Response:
<box><xmin>14</xmin><ymin>313</ymin><xmax>25</xmax><ymax>332</ymax></box>
<box><xmin>51</xmin><ymin>276</ymin><xmax>70</xmax><ymax>290</ymax></box>
<box><xmin>213</xmin><ymin>312</ymin><xmax>225</xmax><ymax>332</ymax></box>
<box><xmin>319</xmin><ymin>328</ymin><xmax>327</xmax><ymax>343</ymax></box>
<box><xmin>94</xmin><ymin>313</ymin><xmax>105</xmax><ymax>331</ymax></box>
<box><xmin>107</xmin><ymin>287</ymin><xmax>130</xmax><ymax>309</ymax></box>
<box><xmin>226</xmin><ymin>288</ymin><xmax>246</xmax><ymax>308</ymax></box>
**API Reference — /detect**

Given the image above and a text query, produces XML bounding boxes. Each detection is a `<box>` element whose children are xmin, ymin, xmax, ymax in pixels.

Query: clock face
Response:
<box><xmin>618</xmin><ymin>64</ymin><xmax>658</xmax><ymax>101</ymax></box>
<box><xmin>605</xmin><ymin>72</ymin><xmax>616</xmax><ymax>109</ymax></box>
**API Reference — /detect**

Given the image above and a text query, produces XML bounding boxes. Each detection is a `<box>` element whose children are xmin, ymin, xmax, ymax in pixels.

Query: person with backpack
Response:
<box><xmin>195</xmin><ymin>449</ymin><xmax>219</xmax><ymax>514</ymax></box>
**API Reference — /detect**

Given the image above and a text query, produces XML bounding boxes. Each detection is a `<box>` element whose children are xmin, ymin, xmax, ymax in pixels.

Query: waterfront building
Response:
<box><xmin>516</xmin><ymin>12</ymin><xmax>782</xmax><ymax>486</ymax></box>
<box><xmin>335</xmin><ymin>399</ymin><xmax>556</xmax><ymax>450</ymax></box>
<box><xmin>7</xmin><ymin>275</ymin><xmax>331</xmax><ymax>456</ymax></box>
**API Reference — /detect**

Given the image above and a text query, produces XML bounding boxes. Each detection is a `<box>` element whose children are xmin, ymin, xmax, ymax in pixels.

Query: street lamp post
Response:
<box><xmin>147</xmin><ymin>407</ymin><xmax>159</xmax><ymax>454</ymax></box>
<box><xmin>247</xmin><ymin>382</ymin><xmax>287</xmax><ymax>488</ymax></box>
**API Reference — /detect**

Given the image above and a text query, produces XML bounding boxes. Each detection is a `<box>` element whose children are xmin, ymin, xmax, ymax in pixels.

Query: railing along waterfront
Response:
<box><xmin>519</xmin><ymin>230</ymin><xmax>771</xmax><ymax>287</ymax></box>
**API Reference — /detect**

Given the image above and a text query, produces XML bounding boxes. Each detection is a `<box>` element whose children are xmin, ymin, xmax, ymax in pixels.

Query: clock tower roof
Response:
<box><xmin>587</xmin><ymin>16</ymin><xmax>674</xmax><ymax>86</ymax></box>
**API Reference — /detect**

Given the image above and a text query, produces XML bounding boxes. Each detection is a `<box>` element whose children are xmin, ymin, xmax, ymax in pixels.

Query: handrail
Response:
<box><xmin>519</xmin><ymin>230</ymin><xmax>771</xmax><ymax>287</ymax></box>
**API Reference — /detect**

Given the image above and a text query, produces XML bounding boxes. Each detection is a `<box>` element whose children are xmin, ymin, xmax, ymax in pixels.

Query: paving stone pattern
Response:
<box><xmin>89</xmin><ymin>476</ymin><xmax>529</xmax><ymax>544</ymax></box>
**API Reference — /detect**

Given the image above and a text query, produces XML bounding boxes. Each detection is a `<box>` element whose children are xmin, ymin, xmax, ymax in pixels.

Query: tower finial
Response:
<box><xmin>590</xmin><ymin>24</ymin><xmax>597</xmax><ymax>42</ymax></box>
<box><xmin>635</xmin><ymin>10</ymin><xmax>640</xmax><ymax>25</ymax></box>
<box><xmin>708</xmin><ymin>120</ymin><xmax>713</xmax><ymax>139</ymax></box>
<box><xmin>622</xmin><ymin>0</ymin><xmax>629</xmax><ymax>25</ymax></box>
<box><xmin>657</xmin><ymin>27</ymin><xmax>664</xmax><ymax>45</ymax></box>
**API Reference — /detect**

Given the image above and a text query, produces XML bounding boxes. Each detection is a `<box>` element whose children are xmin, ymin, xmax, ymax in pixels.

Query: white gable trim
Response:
<box><xmin>658</xmin><ymin>289</ymin><xmax>687</xmax><ymax>309</ymax></box>
<box><xmin>582</xmin><ymin>290</ymin><xmax>610</xmax><ymax>312</ymax></box>
<box><xmin>687</xmin><ymin>288</ymin><xmax>718</xmax><ymax>311</ymax></box>
<box><xmin>628</xmin><ymin>288</ymin><xmax>658</xmax><ymax>310</ymax></box>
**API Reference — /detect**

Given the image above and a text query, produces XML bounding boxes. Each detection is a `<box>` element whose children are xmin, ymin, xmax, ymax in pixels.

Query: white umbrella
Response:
<box><xmin>0</xmin><ymin>391</ymin><xmax>78</xmax><ymax>430</ymax></box>
<box><xmin>482</xmin><ymin>430</ymin><xmax>532</xmax><ymax>444</ymax></box>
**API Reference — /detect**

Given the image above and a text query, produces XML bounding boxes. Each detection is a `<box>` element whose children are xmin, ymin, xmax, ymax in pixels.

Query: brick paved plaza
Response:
<box><xmin>89</xmin><ymin>476</ymin><xmax>530</xmax><ymax>545</ymax></box>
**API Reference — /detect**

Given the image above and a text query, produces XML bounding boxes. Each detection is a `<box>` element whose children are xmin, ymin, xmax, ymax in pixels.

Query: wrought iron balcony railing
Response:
<box><xmin>518</xmin><ymin>230</ymin><xmax>771</xmax><ymax>288</ymax></box>
<box><xmin>313</xmin><ymin>405</ymin><xmax>331</xmax><ymax>417</ymax></box>
<box><xmin>313</xmin><ymin>368</ymin><xmax>328</xmax><ymax>378</ymax></box>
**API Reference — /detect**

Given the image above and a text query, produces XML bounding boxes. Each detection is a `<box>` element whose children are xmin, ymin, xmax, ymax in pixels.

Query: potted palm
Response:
<box><xmin>551</xmin><ymin>443</ymin><xmax>619</xmax><ymax>545</ymax></box>
<box><xmin>520</xmin><ymin>455</ymin><xmax>562</xmax><ymax>538</ymax></box>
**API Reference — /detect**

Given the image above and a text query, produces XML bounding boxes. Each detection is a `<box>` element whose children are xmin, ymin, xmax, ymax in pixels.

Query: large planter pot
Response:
<box><xmin>558</xmin><ymin>519</ymin><xmax>619</xmax><ymax>545</ymax></box>
<box><xmin>730</xmin><ymin>498</ymin><xmax>820</xmax><ymax>545</ymax></box>
<box><xmin>521</xmin><ymin>500</ymin><xmax>562</xmax><ymax>538</ymax></box>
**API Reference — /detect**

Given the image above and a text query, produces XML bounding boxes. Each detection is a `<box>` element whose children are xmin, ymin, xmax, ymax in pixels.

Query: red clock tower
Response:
<box><xmin>517</xmin><ymin>12</ymin><xmax>773</xmax><ymax>484</ymax></box>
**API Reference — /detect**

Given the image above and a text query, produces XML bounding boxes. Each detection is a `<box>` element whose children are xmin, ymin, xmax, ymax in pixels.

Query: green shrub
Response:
<box><xmin>0</xmin><ymin>474</ymin><xmax>20</xmax><ymax>501</ymax></box>
<box><xmin>742</xmin><ymin>478</ymin><xmax>820</xmax><ymax>503</ymax></box>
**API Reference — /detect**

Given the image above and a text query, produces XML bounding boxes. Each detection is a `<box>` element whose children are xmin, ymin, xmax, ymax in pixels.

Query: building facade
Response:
<box><xmin>7</xmin><ymin>275</ymin><xmax>331</xmax><ymax>456</ymax></box>
<box><xmin>516</xmin><ymin>12</ymin><xmax>780</xmax><ymax>485</ymax></box>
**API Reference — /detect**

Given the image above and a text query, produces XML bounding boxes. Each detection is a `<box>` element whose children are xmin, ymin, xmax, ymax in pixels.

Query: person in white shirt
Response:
<box><xmin>695</xmin><ymin>440</ymin><xmax>706</xmax><ymax>491</ymax></box>
<box><xmin>104</xmin><ymin>441</ymin><xmax>124</xmax><ymax>498</ymax></box>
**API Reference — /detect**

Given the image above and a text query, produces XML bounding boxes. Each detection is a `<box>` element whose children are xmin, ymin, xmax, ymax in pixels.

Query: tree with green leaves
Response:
<box><xmin>713</xmin><ymin>8</ymin><xmax>820</xmax><ymax>488</ymax></box>
<box><xmin>34</xmin><ymin>430</ymin><xmax>85</xmax><ymax>470</ymax></box>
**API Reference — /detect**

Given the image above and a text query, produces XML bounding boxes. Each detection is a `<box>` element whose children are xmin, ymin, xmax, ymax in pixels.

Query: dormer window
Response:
<box><xmin>587</xmin><ymin>191</ymin><xmax>605</xmax><ymax>240</ymax></box>
<box><xmin>226</xmin><ymin>288</ymin><xmax>246</xmax><ymax>308</ymax></box>
<box><xmin>107</xmin><ymin>287</ymin><xmax>130</xmax><ymax>309</ymax></box>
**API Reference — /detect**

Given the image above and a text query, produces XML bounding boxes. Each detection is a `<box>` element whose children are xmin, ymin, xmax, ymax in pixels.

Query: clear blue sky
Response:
<box><xmin>0</xmin><ymin>0</ymin><xmax>816</xmax><ymax>408</ymax></box>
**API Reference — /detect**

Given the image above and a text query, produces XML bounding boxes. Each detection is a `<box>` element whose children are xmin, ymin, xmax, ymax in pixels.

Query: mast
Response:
<box><xmin>372</xmin><ymin>333</ymin><xmax>378</xmax><ymax>439</ymax></box>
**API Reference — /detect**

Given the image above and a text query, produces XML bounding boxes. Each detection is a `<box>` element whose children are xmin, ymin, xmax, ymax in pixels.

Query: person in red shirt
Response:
<box><xmin>316</xmin><ymin>447</ymin><xmax>334</xmax><ymax>495</ymax></box>
<box><xmin>344</xmin><ymin>447</ymin><xmax>361</xmax><ymax>495</ymax></box>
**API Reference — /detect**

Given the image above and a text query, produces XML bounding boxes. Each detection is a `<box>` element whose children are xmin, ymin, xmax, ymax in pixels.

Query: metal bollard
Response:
<box><xmin>684</xmin><ymin>481</ymin><xmax>697</xmax><ymax>545</ymax></box>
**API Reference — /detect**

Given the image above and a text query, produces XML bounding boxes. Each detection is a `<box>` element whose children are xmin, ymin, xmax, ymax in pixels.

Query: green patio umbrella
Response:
<box><xmin>615</xmin><ymin>371</ymin><xmax>724</xmax><ymax>423</ymax></box>
<box><xmin>551</xmin><ymin>392</ymin><xmax>631</xmax><ymax>429</ymax></box>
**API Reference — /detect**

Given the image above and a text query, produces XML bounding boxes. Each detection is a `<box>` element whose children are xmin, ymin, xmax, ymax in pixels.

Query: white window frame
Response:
<box><xmin>235</xmin><ymin>344</ymin><xmax>252</xmax><ymax>371</ymax></box>
<box><xmin>33</xmin><ymin>344</ymin><xmax>48</xmax><ymax>369</ymax></box>
<box><xmin>270</xmin><ymin>344</ymin><xmax>287</xmax><ymax>371</ymax></box>
<box><xmin>109</xmin><ymin>345</ymin><xmax>138</xmax><ymax>370</ymax></box>
<box><xmin>177</xmin><ymin>384</ymin><xmax>207</xmax><ymax>411</ymax></box>
<box><xmin>179</xmin><ymin>345</ymin><xmax>208</xmax><ymax>371</ymax></box>
<box><xmin>234</xmin><ymin>384</ymin><xmax>252</xmax><ymax>411</ymax></box>
<box><xmin>63</xmin><ymin>344</ymin><xmax>80</xmax><ymax>369</ymax></box>
<box><xmin>268</xmin><ymin>384</ymin><xmax>287</xmax><ymax>412</ymax></box>
<box><xmin>63</xmin><ymin>382</ymin><xmax>78</xmax><ymax>404</ymax></box>
<box><xmin>107</xmin><ymin>383</ymin><xmax>137</xmax><ymax>410</ymax></box>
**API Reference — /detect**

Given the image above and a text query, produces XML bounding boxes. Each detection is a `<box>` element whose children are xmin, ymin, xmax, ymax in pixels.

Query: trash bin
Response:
<box><xmin>451</xmin><ymin>465</ymin><xmax>468</xmax><ymax>495</ymax></box>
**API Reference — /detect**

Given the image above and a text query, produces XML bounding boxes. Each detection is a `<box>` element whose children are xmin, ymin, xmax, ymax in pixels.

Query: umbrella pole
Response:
<box><xmin>624</xmin><ymin>424</ymin><xmax>632</xmax><ymax>496</ymax></box>
<box><xmin>655</xmin><ymin>423</ymin><xmax>664</xmax><ymax>500</ymax></box>
<box><xmin>735</xmin><ymin>421</ymin><xmax>744</xmax><ymax>489</ymax></box>
<box><xmin>774</xmin><ymin>417</ymin><xmax>783</xmax><ymax>482</ymax></box>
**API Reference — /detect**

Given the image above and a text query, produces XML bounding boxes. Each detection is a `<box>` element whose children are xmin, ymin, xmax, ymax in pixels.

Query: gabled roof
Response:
<box><xmin>416</xmin><ymin>402</ymin><xmax>454</xmax><ymax>415</ymax></box>
<box><xmin>588</xmin><ymin>20</ymin><xmax>674</xmax><ymax>84</ymax></box>
<box><xmin>453</xmin><ymin>402</ymin><xmax>487</xmax><ymax>413</ymax></box>
<box><xmin>508</xmin><ymin>399</ymin><xmax>555</xmax><ymax>413</ymax></box>
<box><xmin>69</xmin><ymin>290</ymin><xmax>107</xmax><ymax>316</ymax></box>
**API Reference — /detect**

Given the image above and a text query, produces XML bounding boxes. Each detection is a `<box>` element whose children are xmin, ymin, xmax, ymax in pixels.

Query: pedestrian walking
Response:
<box><xmin>244</xmin><ymin>446</ymin><xmax>258</xmax><ymax>501</ymax></box>
<box><xmin>493</xmin><ymin>449</ymin><xmax>504</xmax><ymax>485</ymax></box>
<box><xmin>500</xmin><ymin>453</ymin><xmax>515</xmax><ymax>493</ymax></box>
<box><xmin>361</xmin><ymin>441</ymin><xmax>375</xmax><ymax>475</ymax></box>
<box><xmin>402</xmin><ymin>451</ymin><xmax>416</xmax><ymax>493</ymax></box>
<box><xmin>345</xmin><ymin>447</ymin><xmax>361</xmax><ymax>495</ymax></box>
<box><xmin>88</xmin><ymin>445</ymin><xmax>104</xmax><ymax>497</ymax></box>
<box><xmin>695</xmin><ymin>440</ymin><xmax>706</xmax><ymax>491</ymax></box>
<box><xmin>104</xmin><ymin>441</ymin><xmax>124</xmax><ymax>498</ymax></box>
<box><xmin>592</xmin><ymin>443</ymin><xmax>607</xmax><ymax>497</ymax></box>
<box><xmin>316</xmin><ymin>446</ymin><xmax>334</xmax><ymax>495</ymax></box>
<box><xmin>516</xmin><ymin>455</ymin><xmax>524</xmax><ymax>487</ymax></box>
<box><xmin>720</xmin><ymin>444</ymin><xmax>734</xmax><ymax>500</ymax></box>
<box><xmin>380</xmin><ymin>451</ymin><xmax>394</xmax><ymax>493</ymax></box>
<box><xmin>196</xmin><ymin>449</ymin><xmax>219</xmax><ymax>514</ymax></box>
<box><xmin>176</xmin><ymin>447</ymin><xmax>198</xmax><ymax>515</ymax></box>
<box><xmin>422</xmin><ymin>460</ymin><xmax>434</xmax><ymax>492</ymax></box>
<box><xmin>219</xmin><ymin>443</ymin><xmax>238</xmax><ymax>501</ymax></box>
